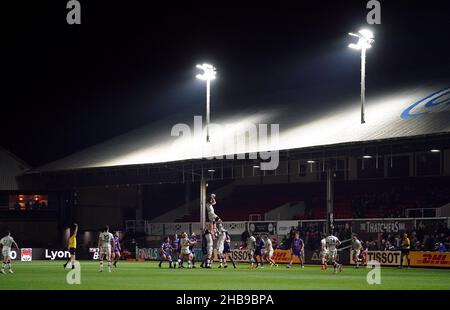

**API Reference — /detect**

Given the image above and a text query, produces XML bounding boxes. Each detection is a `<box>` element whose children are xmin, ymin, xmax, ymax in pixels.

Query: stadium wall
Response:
<box><xmin>0</xmin><ymin>221</ymin><xmax>59</xmax><ymax>247</ymax></box>
<box><xmin>444</xmin><ymin>150</ymin><xmax>450</xmax><ymax>175</ymax></box>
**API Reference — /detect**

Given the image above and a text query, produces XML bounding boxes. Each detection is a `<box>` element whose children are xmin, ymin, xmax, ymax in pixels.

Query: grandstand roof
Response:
<box><xmin>35</xmin><ymin>85</ymin><xmax>449</xmax><ymax>172</ymax></box>
<box><xmin>0</xmin><ymin>147</ymin><xmax>31</xmax><ymax>190</ymax></box>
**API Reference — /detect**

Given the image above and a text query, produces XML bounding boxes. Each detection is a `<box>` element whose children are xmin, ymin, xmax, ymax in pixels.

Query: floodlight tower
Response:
<box><xmin>196</xmin><ymin>63</ymin><xmax>217</xmax><ymax>143</ymax></box>
<box><xmin>348</xmin><ymin>29</ymin><xmax>375</xmax><ymax>124</ymax></box>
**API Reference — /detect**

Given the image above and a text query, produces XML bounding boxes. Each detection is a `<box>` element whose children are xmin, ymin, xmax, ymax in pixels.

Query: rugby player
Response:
<box><xmin>112</xmin><ymin>231</ymin><xmax>121</xmax><ymax>268</ymax></box>
<box><xmin>206</xmin><ymin>194</ymin><xmax>219</xmax><ymax>239</ymax></box>
<box><xmin>189</xmin><ymin>233</ymin><xmax>198</xmax><ymax>268</ymax></box>
<box><xmin>216</xmin><ymin>220</ymin><xmax>227</xmax><ymax>268</ymax></box>
<box><xmin>179</xmin><ymin>232</ymin><xmax>196</xmax><ymax>269</ymax></box>
<box><xmin>326</xmin><ymin>233</ymin><xmax>343</xmax><ymax>274</ymax></box>
<box><xmin>98</xmin><ymin>225</ymin><xmax>115</xmax><ymax>272</ymax></box>
<box><xmin>254</xmin><ymin>235</ymin><xmax>265</xmax><ymax>268</ymax></box>
<box><xmin>172</xmin><ymin>234</ymin><xmax>181</xmax><ymax>268</ymax></box>
<box><xmin>287</xmin><ymin>232</ymin><xmax>304</xmax><ymax>269</ymax></box>
<box><xmin>245</xmin><ymin>232</ymin><xmax>257</xmax><ymax>269</ymax></box>
<box><xmin>320</xmin><ymin>233</ymin><xmax>328</xmax><ymax>270</ymax></box>
<box><xmin>223</xmin><ymin>231</ymin><xmax>236</xmax><ymax>268</ymax></box>
<box><xmin>200</xmin><ymin>229</ymin><xmax>214</xmax><ymax>268</ymax></box>
<box><xmin>1</xmin><ymin>231</ymin><xmax>19</xmax><ymax>274</ymax></box>
<box><xmin>351</xmin><ymin>234</ymin><xmax>363</xmax><ymax>268</ymax></box>
<box><xmin>159</xmin><ymin>237</ymin><xmax>174</xmax><ymax>268</ymax></box>
<box><xmin>262</xmin><ymin>234</ymin><xmax>278</xmax><ymax>267</ymax></box>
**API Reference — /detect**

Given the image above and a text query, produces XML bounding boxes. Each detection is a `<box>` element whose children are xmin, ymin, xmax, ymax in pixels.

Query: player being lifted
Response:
<box><xmin>351</xmin><ymin>234</ymin><xmax>363</xmax><ymax>269</ymax></box>
<box><xmin>179</xmin><ymin>232</ymin><xmax>196</xmax><ymax>269</ymax></box>
<box><xmin>159</xmin><ymin>237</ymin><xmax>174</xmax><ymax>268</ymax></box>
<box><xmin>262</xmin><ymin>234</ymin><xmax>278</xmax><ymax>267</ymax></box>
<box><xmin>112</xmin><ymin>231</ymin><xmax>121</xmax><ymax>268</ymax></box>
<box><xmin>63</xmin><ymin>223</ymin><xmax>78</xmax><ymax>270</ymax></box>
<box><xmin>206</xmin><ymin>194</ymin><xmax>219</xmax><ymax>239</ymax></box>
<box><xmin>98</xmin><ymin>225</ymin><xmax>114</xmax><ymax>272</ymax></box>
<box><xmin>320</xmin><ymin>233</ymin><xmax>328</xmax><ymax>270</ymax></box>
<box><xmin>223</xmin><ymin>231</ymin><xmax>236</xmax><ymax>268</ymax></box>
<box><xmin>1</xmin><ymin>231</ymin><xmax>19</xmax><ymax>274</ymax></box>
<box><xmin>326</xmin><ymin>233</ymin><xmax>343</xmax><ymax>274</ymax></box>
<box><xmin>287</xmin><ymin>232</ymin><xmax>304</xmax><ymax>269</ymax></box>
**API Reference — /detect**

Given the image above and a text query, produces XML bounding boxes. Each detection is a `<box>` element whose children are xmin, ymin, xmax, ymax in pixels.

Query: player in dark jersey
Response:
<box><xmin>223</xmin><ymin>231</ymin><xmax>236</xmax><ymax>268</ymax></box>
<box><xmin>159</xmin><ymin>237</ymin><xmax>174</xmax><ymax>268</ymax></box>
<box><xmin>200</xmin><ymin>231</ymin><xmax>208</xmax><ymax>268</ymax></box>
<box><xmin>112</xmin><ymin>231</ymin><xmax>121</xmax><ymax>268</ymax></box>
<box><xmin>255</xmin><ymin>235</ymin><xmax>265</xmax><ymax>268</ymax></box>
<box><xmin>287</xmin><ymin>232</ymin><xmax>304</xmax><ymax>268</ymax></box>
<box><xmin>172</xmin><ymin>234</ymin><xmax>181</xmax><ymax>268</ymax></box>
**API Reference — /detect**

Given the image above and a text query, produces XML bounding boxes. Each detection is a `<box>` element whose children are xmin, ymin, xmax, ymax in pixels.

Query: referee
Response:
<box><xmin>399</xmin><ymin>232</ymin><xmax>411</xmax><ymax>269</ymax></box>
<box><xmin>64</xmin><ymin>223</ymin><xmax>78</xmax><ymax>269</ymax></box>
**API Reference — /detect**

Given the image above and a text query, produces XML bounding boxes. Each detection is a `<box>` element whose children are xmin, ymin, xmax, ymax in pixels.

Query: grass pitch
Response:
<box><xmin>1</xmin><ymin>261</ymin><xmax>450</xmax><ymax>290</ymax></box>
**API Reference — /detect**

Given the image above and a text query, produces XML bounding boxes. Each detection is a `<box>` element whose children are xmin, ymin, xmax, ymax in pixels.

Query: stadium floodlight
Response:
<box><xmin>196</xmin><ymin>63</ymin><xmax>217</xmax><ymax>143</ymax></box>
<box><xmin>363</xmin><ymin>155</ymin><xmax>373</xmax><ymax>159</ymax></box>
<box><xmin>348</xmin><ymin>29</ymin><xmax>375</xmax><ymax>124</ymax></box>
<box><xmin>207</xmin><ymin>169</ymin><xmax>216</xmax><ymax>173</ymax></box>
<box><xmin>430</xmin><ymin>149</ymin><xmax>441</xmax><ymax>153</ymax></box>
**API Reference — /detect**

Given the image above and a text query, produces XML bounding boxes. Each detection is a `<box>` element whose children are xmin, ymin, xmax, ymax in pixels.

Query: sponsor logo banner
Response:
<box><xmin>44</xmin><ymin>249</ymin><xmax>71</xmax><ymax>260</ymax></box>
<box><xmin>356</xmin><ymin>221</ymin><xmax>413</xmax><ymax>234</ymax></box>
<box><xmin>401</xmin><ymin>88</ymin><xmax>450</xmax><ymax>119</ymax></box>
<box><xmin>410</xmin><ymin>252</ymin><xmax>450</xmax><ymax>268</ymax></box>
<box><xmin>277</xmin><ymin>221</ymin><xmax>299</xmax><ymax>236</ymax></box>
<box><xmin>137</xmin><ymin>247</ymin><xmax>204</xmax><ymax>261</ymax></box>
<box><xmin>350</xmin><ymin>251</ymin><xmax>402</xmax><ymax>266</ymax></box>
<box><xmin>20</xmin><ymin>248</ymin><xmax>33</xmax><ymax>262</ymax></box>
<box><xmin>272</xmin><ymin>250</ymin><xmax>300</xmax><ymax>264</ymax></box>
<box><xmin>249</xmin><ymin>222</ymin><xmax>277</xmax><ymax>234</ymax></box>
<box><xmin>89</xmin><ymin>248</ymin><xmax>99</xmax><ymax>260</ymax></box>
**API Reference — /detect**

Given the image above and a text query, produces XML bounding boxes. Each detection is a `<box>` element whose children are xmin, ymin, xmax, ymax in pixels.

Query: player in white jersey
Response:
<box><xmin>351</xmin><ymin>234</ymin><xmax>363</xmax><ymax>269</ymax></box>
<box><xmin>202</xmin><ymin>229</ymin><xmax>214</xmax><ymax>268</ymax></box>
<box><xmin>320</xmin><ymin>234</ymin><xmax>328</xmax><ymax>270</ymax></box>
<box><xmin>216</xmin><ymin>220</ymin><xmax>228</xmax><ymax>268</ymax></box>
<box><xmin>98</xmin><ymin>225</ymin><xmax>114</xmax><ymax>272</ymax></box>
<box><xmin>179</xmin><ymin>232</ymin><xmax>196</xmax><ymax>268</ymax></box>
<box><xmin>326</xmin><ymin>234</ymin><xmax>343</xmax><ymax>273</ymax></box>
<box><xmin>206</xmin><ymin>194</ymin><xmax>218</xmax><ymax>239</ymax></box>
<box><xmin>1</xmin><ymin>231</ymin><xmax>19</xmax><ymax>274</ymax></box>
<box><xmin>262</xmin><ymin>234</ymin><xmax>278</xmax><ymax>267</ymax></box>
<box><xmin>244</xmin><ymin>232</ymin><xmax>257</xmax><ymax>269</ymax></box>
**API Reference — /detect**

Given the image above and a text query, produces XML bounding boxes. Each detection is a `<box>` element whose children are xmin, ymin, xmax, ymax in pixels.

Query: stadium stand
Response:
<box><xmin>175</xmin><ymin>176</ymin><xmax>450</xmax><ymax>222</ymax></box>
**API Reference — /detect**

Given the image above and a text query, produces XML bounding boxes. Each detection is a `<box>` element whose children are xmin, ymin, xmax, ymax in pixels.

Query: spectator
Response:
<box><xmin>437</xmin><ymin>243</ymin><xmax>447</xmax><ymax>252</ymax></box>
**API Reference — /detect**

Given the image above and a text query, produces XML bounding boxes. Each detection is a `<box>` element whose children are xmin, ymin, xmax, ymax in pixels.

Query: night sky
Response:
<box><xmin>2</xmin><ymin>0</ymin><xmax>449</xmax><ymax>167</ymax></box>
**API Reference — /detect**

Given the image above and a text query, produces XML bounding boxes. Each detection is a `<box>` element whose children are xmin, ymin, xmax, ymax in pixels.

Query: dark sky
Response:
<box><xmin>2</xmin><ymin>0</ymin><xmax>449</xmax><ymax>167</ymax></box>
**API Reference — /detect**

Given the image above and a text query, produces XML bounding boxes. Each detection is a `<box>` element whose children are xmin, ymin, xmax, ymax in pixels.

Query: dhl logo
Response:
<box><xmin>418</xmin><ymin>254</ymin><xmax>450</xmax><ymax>265</ymax></box>
<box><xmin>272</xmin><ymin>252</ymin><xmax>289</xmax><ymax>259</ymax></box>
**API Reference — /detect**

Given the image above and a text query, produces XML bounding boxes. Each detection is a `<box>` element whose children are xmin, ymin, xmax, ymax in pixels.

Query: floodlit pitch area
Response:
<box><xmin>1</xmin><ymin>261</ymin><xmax>450</xmax><ymax>290</ymax></box>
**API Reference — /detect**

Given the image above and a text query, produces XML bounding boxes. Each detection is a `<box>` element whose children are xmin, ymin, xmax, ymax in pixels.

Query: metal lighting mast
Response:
<box><xmin>349</xmin><ymin>29</ymin><xmax>375</xmax><ymax>124</ymax></box>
